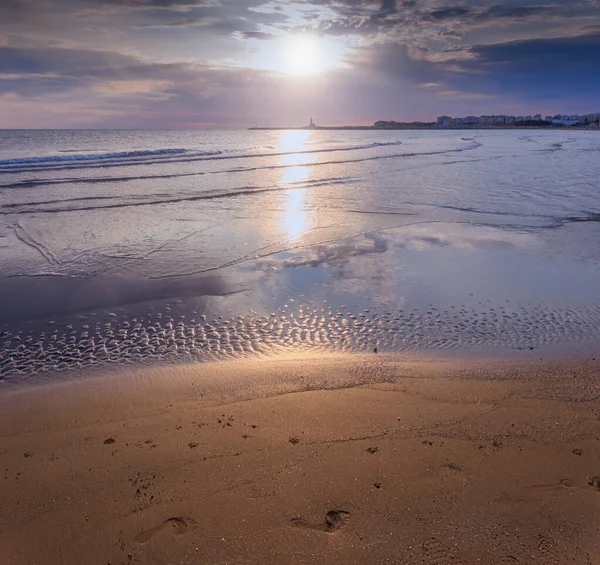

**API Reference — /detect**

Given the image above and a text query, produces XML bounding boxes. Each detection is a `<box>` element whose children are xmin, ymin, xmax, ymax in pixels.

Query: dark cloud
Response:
<box><xmin>472</xmin><ymin>32</ymin><xmax>600</xmax><ymax>67</ymax></box>
<box><xmin>293</xmin><ymin>0</ymin><xmax>597</xmax><ymax>41</ymax></box>
<box><xmin>0</xmin><ymin>46</ymin><xmax>179</xmax><ymax>80</ymax></box>
<box><xmin>80</xmin><ymin>0</ymin><xmax>215</xmax><ymax>7</ymax></box>
<box><xmin>461</xmin><ymin>33</ymin><xmax>600</xmax><ymax>103</ymax></box>
<box><xmin>347</xmin><ymin>41</ymin><xmax>437</xmax><ymax>82</ymax></box>
<box><xmin>426</xmin><ymin>3</ymin><xmax>568</xmax><ymax>22</ymax></box>
<box><xmin>141</xmin><ymin>17</ymin><xmax>208</xmax><ymax>27</ymax></box>
<box><xmin>343</xmin><ymin>30</ymin><xmax>600</xmax><ymax>109</ymax></box>
<box><xmin>2</xmin><ymin>0</ymin><xmax>286</xmax><ymax>37</ymax></box>
<box><xmin>429</xmin><ymin>7</ymin><xmax>470</xmax><ymax>20</ymax></box>
<box><xmin>239</xmin><ymin>31</ymin><xmax>277</xmax><ymax>39</ymax></box>
<box><xmin>371</xmin><ymin>30</ymin><xmax>600</xmax><ymax>77</ymax></box>
<box><xmin>380</xmin><ymin>0</ymin><xmax>397</xmax><ymax>12</ymax></box>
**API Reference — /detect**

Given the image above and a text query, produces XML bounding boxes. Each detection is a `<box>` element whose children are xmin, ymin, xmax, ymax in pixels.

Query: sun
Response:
<box><xmin>247</xmin><ymin>32</ymin><xmax>348</xmax><ymax>77</ymax></box>
<box><xmin>283</xmin><ymin>35</ymin><xmax>322</xmax><ymax>77</ymax></box>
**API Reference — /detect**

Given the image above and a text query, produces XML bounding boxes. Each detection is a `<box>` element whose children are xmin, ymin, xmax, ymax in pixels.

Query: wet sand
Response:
<box><xmin>1</xmin><ymin>353</ymin><xmax>600</xmax><ymax>564</ymax></box>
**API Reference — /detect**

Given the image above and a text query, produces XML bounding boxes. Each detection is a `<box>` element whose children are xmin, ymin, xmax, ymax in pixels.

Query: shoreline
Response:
<box><xmin>2</xmin><ymin>353</ymin><xmax>600</xmax><ymax>564</ymax></box>
<box><xmin>2</xmin><ymin>343</ymin><xmax>598</xmax><ymax>393</ymax></box>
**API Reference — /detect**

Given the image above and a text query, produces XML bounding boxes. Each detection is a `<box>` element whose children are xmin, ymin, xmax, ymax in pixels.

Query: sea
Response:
<box><xmin>1</xmin><ymin>128</ymin><xmax>600</xmax><ymax>384</ymax></box>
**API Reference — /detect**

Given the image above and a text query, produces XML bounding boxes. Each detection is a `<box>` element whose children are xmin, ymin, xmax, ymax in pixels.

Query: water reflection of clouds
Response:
<box><xmin>277</xmin><ymin>130</ymin><xmax>315</xmax><ymax>240</ymax></box>
<box><xmin>252</xmin><ymin>223</ymin><xmax>525</xmax><ymax>311</ymax></box>
<box><xmin>281</xmin><ymin>233</ymin><xmax>389</xmax><ymax>269</ymax></box>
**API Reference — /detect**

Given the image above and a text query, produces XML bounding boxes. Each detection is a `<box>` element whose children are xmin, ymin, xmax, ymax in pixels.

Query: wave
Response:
<box><xmin>561</xmin><ymin>212</ymin><xmax>600</xmax><ymax>224</ymax></box>
<box><xmin>59</xmin><ymin>149</ymin><xmax>108</xmax><ymax>153</ymax></box>
<box><xmin>1</xmin><ymin>175</ymin><xmax>355</xmax><ymax>212</ymax></box>
<box><xmin>372</xmin><ymin>141</ymin><xmax>404</xmax><ymax>147</ymax></box>
<box><xmin>0</xmin><ymin>140</ymin><xmax>406</xmax><ymax>175</ymax></box>
<box><xmin>0</xmin><ymin>148</ymin><xmax>197</xmax><ymax>166</ymax></box>
<box><xmin>2</xmin><ymin>176</ymin><xmax>362</xmax><ymax>215</ymax></box>
<box><xmin>0</xmin><ymin>143</ymin><xmax>482</xmax><ymax>192</ymax></box>
<box><xmin>0</xmin><ymin>145</ymin><xmax>484</xmax><ymax>215</ymax></box>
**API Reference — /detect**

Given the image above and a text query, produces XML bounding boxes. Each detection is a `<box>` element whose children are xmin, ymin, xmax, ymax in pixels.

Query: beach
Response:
<box><xmin>2</xmin><ymin>129</ymin><xmax>600</xmax><ymax>563</ymax></box>
<box><xmin>2</xmin><ymin>0</ymin><xmax>600</xmax><ymax>557</ymax></box>
<box><xmin>2</xmin><ymin>353</ymin><xmax>600</xmax><ymax>564</ymax></box>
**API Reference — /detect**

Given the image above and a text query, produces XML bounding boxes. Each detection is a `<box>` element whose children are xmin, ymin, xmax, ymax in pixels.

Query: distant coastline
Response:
<box><xmin>249</xmin><ymin>125</ymin><xmax>379</xmax><ymax>130</ymax></box>
<box><xmin>248</xmin><ymin>124</ymin><xmax>600</xmax><ymax>131</ymax></box>
<box><xmin>249</xmin><ymin>114</ymin><xmax>600</xmax><ymax>131</ymax></box>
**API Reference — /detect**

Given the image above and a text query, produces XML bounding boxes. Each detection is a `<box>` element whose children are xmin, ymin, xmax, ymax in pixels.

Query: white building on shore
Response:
<box><xmin>436</xmin><ymin>112</ymin><xmax>598</xmax><ymax>127</ymax></box>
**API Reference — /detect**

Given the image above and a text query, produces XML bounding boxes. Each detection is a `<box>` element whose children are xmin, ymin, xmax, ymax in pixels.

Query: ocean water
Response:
<box><xmin>1</xmin><ymin>129</ymin><xmax>600</xmax><ymax>383</ymax></box>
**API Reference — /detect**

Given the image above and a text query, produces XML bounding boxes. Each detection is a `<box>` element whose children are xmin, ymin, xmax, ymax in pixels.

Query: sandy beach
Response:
<box><xmin>1</xmin><ymin>353</ymin><xmax>599</xmax><ymax>564</ymax></box>
<box><xmin>3</xmin><ymin>2</ymin><xmax>600</xmax><ymax>562</ymax></box>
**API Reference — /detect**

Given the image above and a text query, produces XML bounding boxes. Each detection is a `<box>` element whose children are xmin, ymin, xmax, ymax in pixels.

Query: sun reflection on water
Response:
<box><xmin>278</xmin><ymin>130</ymin><xmax>315</xmax><ymax>240</ymax></box>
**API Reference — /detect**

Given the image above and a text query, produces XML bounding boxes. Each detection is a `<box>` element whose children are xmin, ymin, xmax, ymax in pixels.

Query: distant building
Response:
<box><xmin>586</xmin><ymin>113</ymin><xmax>600</xmax><ymax>125</ymax></box>
<box><xmin>431</xmin><ymin>110</ymin><xmax>598</xmax><ymax>128</ymax></box>
<box><xmin>374</xmin><ymin>120</ymin><xmax>404</xmax><ymax>128</ymax></box>
<box><xmin>552</xmin><ymin>116</ymin><xmax>578</xmax><ymax>126</ymax></box>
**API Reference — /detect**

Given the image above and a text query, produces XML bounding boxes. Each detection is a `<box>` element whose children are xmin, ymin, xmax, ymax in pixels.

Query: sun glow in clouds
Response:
<box><xmin>283</xmin><ymin>35</ymin><xmax>321</xmax><ymax>77</ymax></box>
<box><xmin>249</xmin><ymin>33</ymin><xmax>347</xmax><ymax>77</ymax></box>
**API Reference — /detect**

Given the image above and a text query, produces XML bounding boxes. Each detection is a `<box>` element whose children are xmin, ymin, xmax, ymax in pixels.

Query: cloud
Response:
<box><xmin>1</xmin><ymin>0</ymin><xmax>599</xmax><ymax>127</ymax></box>
<box><xmin>0</xmin><ymin>45</ymin><xmax>192</xmax><ymax>82</ymax></box>
<box><xmin>428</xmin><ymin>7</ymin><xmax>470</xmax><ymax>20</ymax></box>
<box><xmin>140</xmin><ymin>16</ymin><xmax>214</xmax><ymax>27</ymax></box>
<box><xmin>471</xmin><ymin>31</ymin><xmax>600</xmax><ymax>65</ymax></box>
<box><xmin>342</xmin><ymin>30</ymin><xmax>600</xmax><ymax>112</ymax></box>
<box><xmin>454</xmin><ymin>32</ymin><xmax>600</xmax><ymax>102</ymax></box>
<box><xmin>2</xmin><ymin>0</ymin><xmax>288</xmax><ymax>45</ymax></box>
<box><xmin>238</xmin><ymin>30</ymin><xmax>277</xmax><ymax>39</ymax></box>
<box><xmin>79</xmin><ymin>0</ymin><xmax>218</xmax><ymax>9</ymax></box>
<box><xmin>426</xmin><ymin>3</ymin><xmax>567</xmax><ymax>22</ymax></box>
<box><xmin>0</xmin><ymin>43</ymin><xmax>284</xmax><ymax>126</ymax></box>
<box><xmin>288</xmin><ymin>0</ymin><xmax>599</xmax><ymax>49</ymax></box>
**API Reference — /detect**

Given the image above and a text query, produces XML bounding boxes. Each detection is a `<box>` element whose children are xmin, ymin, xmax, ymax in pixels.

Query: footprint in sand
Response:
<box><xmin>587</xmin><ymin>475</ymin><xmax>600</xmax><ymax>490</ymax></box>
<box><xmin>135</xmin><ymin>516</ymin><xmax>197</xmax><ymax>544</ymax></box>
<box><xmin>422</xmin><ymin>537</ymin><xmax>465</xmax><ymax>565</ymax></box>
<box><xmin>497</xmin><ymin>479</ymin><xmax>576</xmax><ymax>503</ymax></box>
<box><xmin>537</xmin><ymin>536</ymin><xmax>561</xmax><ymax>565</ymax></box>
<box><xmin>291</xmin><ymin>510</ymin><xmax>350</xmax><ymax>533</ymax></box>
<box><xmin>497</xmin><ymin>556</ymin><xmax>519</xmax><ymax>564</ymax></box>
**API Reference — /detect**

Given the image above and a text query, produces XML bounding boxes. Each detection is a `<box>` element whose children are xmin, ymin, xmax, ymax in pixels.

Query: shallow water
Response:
<box><xmin>1</xmin><ymin>129</ymin><xmax>600</xmax><ymax>383</ymax></box>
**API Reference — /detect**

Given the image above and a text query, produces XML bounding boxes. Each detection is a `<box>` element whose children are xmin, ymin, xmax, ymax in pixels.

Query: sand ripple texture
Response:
<box><xmin>2</xmin><ymin>302</ymin><xmax>600</xmax><ymax>382</ymax></box>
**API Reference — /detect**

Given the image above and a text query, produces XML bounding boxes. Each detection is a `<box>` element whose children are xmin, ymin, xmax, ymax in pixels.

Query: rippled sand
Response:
<box><xmin>3</xmin><ymin>298</ymin><xmax>600</xmax><ymax>382</ymax></box>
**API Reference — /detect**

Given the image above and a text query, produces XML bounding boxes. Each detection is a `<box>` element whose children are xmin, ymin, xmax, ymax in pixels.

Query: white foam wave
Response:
<box><xmin>0</xmin><ymin>148</ymin><xmax>205</xmax><ymax>166</ymax></box>
<box><xmin>0</xmin><ymin>141</ymin><xmax>405</xmax><ymax>173</ymax></box>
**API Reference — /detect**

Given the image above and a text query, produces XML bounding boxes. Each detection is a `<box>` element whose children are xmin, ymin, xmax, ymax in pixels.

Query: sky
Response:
<box><xmin>0</xmin><ymin>0</ymin><xmax>599</xmax><ymax>128</ymax></box>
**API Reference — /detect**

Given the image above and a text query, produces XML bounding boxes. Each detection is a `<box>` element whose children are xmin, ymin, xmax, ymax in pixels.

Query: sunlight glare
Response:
<box><xmin>284</xmin><ymin>35</ymin><xmax>320</xmax><ymax>77</ymax></box>
<box><xmin>283</xmin><ymin>188</ymin><xmax>309</xmax><ymax>240</ymax></box>
<box><xmin>278</xmin><ymin>130</ymin><xmax>315</xmax><ymax>239</ymax></box>
<box><xmin>248</xmin><ymin>33</ymin><xmax>347</xmax><ymax>77</ymax></box>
